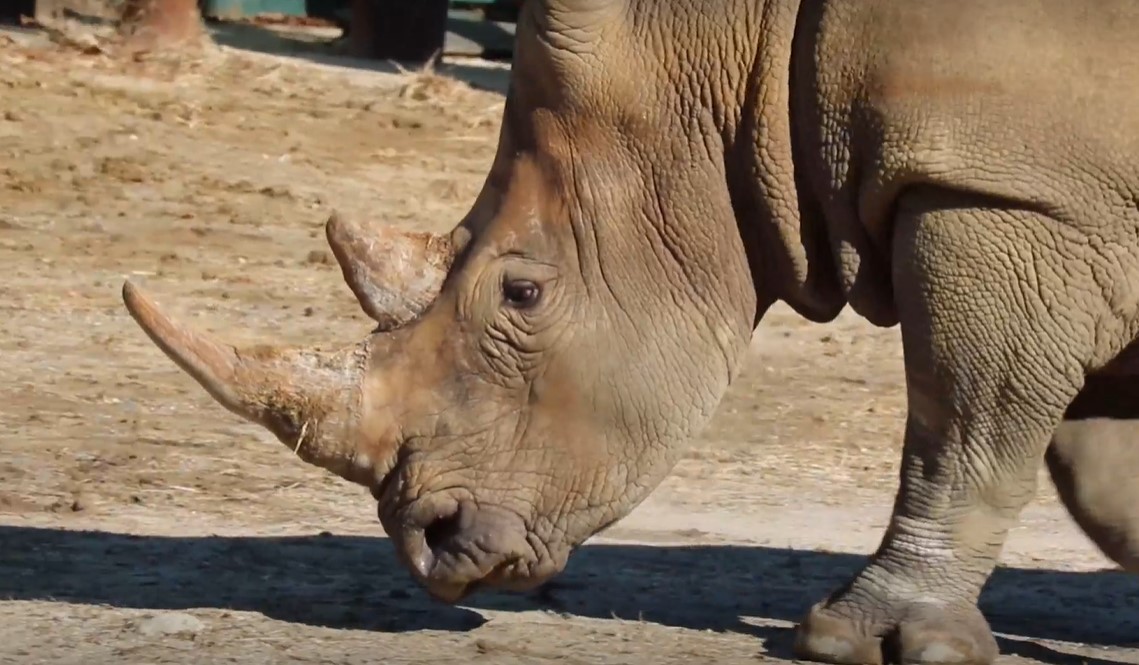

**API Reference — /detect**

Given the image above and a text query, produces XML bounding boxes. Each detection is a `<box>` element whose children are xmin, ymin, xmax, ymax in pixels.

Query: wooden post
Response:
<box><xmin>118</xmin><ymin>0</ymin><xmax>207</xmax><ymax>50</ymax></box>
<box><xmin>348</xmin><ymin>0</ymin><xmax>449</xmax><ymax>64</ymax></box>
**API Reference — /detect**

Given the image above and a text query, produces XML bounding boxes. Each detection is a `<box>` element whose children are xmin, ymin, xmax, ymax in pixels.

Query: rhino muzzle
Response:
<box><xmin>379</xmin><ymin>494</ymin><xmax>548</xmax><ymax>603</ymax></box>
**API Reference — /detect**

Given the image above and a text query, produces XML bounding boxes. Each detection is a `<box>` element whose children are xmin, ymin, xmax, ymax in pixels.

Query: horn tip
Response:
<box><xmin>121</xmin><ymin>279</ymin><xmax>152</xmax><ymax>323</ymax></box>
<box><xmin>121</xmin><ymin>279</ymin><xmax>176</xmax><ymax>350</ymax></box>
<box><xmin>325</xmin><ymin>209</ymin><xmax>354</xmax><ymax>240</ymax></box>
<box><xmin>120</xmin><ymin>280</ymin><xmax>192</xmax><ymax>358</ymax></box>
<box><xmin>325</xmin><ymin>209</ymin><xmax>365</xmax><ymax>247</ymax></box>
<box><xmin>120</xmin><ymin>279</ymin><xmax>246</xmax><ymax>413</ymax></box>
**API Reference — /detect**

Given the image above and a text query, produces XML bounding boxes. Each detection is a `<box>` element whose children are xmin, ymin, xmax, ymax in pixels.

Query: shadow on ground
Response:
<box><xmin>2</xmin><ymin>525</ymin><xmax>1138</xmax><ymax>662</ymax></box>
<box><xmin>201</xmin><ymin>21</ymin><xmax>513</xmax><ymax>95</ymax></box>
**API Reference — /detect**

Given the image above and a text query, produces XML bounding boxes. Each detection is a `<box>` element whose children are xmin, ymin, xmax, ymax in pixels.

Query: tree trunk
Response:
<box><xmin>348</xmin><ymin>0</ymin><xmax>449</xmax><ymax>65</ymax></box>
<box><xmin>118</xmin><ymin>0</ymin><xmax>205</xmax><ymax>50</ymax></box>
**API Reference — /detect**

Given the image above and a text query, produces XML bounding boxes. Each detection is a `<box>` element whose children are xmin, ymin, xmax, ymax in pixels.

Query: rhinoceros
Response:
<box><xmin>121</xmin><ymin>0</ymin><xmax>1139</xmax><ymax>663</ymax></box>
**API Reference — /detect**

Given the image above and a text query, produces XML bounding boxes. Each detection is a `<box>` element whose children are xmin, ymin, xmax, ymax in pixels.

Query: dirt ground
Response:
<box><xmin>1</xmin><ymin>17</ymin><xmax>1138</xmax><ymax>665</ymax></box>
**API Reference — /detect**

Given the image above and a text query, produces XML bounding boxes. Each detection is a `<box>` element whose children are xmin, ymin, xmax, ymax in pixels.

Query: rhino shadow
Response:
<box><xmin>0</xmin><ymin>526</ymin><xmax>1136</xmax><ymax>662</ymax></box>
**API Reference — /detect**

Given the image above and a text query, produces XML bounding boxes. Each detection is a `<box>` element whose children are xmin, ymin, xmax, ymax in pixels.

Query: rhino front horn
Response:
<box><xmin>121</xmin><ymin>281</ymin><xmax>381</xmax><ymax>487</ymax></box>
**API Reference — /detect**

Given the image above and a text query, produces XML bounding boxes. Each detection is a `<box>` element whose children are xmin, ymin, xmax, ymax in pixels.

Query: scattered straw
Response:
<box><xmin>293</xmin><ymin>420</ymin><xmax>309</xmax><ymax>454</ymax></box>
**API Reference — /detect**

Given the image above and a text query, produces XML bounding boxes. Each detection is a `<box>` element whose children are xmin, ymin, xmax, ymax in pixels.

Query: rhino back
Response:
<box><xmin>791</xmin><ymin>0</ymin><xmax>1139</xmax><ymax>325</ymax></box>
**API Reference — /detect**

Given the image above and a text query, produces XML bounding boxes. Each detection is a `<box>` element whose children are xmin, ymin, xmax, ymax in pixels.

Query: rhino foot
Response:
<box><xmin>792</xmin><ymin>594</ymin><xmax>997</xmax><ymax>665</ymax></box>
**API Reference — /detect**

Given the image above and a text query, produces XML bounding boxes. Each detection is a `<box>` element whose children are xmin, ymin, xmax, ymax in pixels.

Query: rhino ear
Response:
<box><xmin>324</xmin><ymin>212</ymin><xmax>454</xmax><ymax>331</ymax></box>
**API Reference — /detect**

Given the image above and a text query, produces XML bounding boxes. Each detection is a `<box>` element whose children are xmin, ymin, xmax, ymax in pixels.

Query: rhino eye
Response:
<box><xmin>502</xmin><ymin>279</ymin><xmax>541</xmax><ymax>309</ymax></box>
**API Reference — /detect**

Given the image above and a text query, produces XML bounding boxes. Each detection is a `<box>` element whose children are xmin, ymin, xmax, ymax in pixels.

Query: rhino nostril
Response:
<box><xmin>423</xmin><ymin>505</ymin><xmax>464</xmax><ymax>553</ymax></box>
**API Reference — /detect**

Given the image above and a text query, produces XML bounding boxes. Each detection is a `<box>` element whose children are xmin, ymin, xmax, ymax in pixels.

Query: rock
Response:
<box><xmin>135</xmin><ymin>612</ymin><xmax>205</xmax><ymax>638</ymax></box>
<box><xmin>68</xmin><ymin>493</ymin><xmax>87</xmax><ymax>512</ymax></box>
<box><xmin>304</xmin><ymin>249</ymin><xmax>332</xmax><ymax>265</ymax></box>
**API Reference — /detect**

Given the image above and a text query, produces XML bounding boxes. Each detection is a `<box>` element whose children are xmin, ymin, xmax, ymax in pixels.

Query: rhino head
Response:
<box><xmin>124</xmin><ymin>0</ymin><xmax>770</xmax><ymax>602</ymax></box>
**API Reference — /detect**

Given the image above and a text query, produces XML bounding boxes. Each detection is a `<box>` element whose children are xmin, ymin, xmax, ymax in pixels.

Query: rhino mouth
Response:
<box><xmin>378</xmin><ymin>488</ymin><xmax>556</xmax><ymax>603</ymax></box>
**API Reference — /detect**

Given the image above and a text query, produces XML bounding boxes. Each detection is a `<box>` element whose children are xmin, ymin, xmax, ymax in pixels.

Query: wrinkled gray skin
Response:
<box><xmin>122</xmin><ymin>1</ymin><xmax>1139</xmax><ymax>663</ymax></box>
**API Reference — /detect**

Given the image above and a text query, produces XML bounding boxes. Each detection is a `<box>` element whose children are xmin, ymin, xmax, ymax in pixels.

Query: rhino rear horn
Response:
<box><xmin>324</xmin><ymin>212</ymin><xmax>453</xmax><ymax>330</ymax></box>
<box><xmin>122</xmin><ymin>281</ymin><xmax>379</xmax><ymax>486</ymax></box>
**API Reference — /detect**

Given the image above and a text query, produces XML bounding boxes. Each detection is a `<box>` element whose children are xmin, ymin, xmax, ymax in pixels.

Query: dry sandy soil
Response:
<box><xmin>0</xmin><ymin>17</ymin><xmax>1137</xmax><ymax>665</ymax></box>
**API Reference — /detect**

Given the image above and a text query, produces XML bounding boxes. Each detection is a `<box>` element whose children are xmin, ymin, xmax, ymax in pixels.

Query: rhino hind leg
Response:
<box><xmin>793</xmin><ymin>192</ymin><xmax>1133</xmax><ymax>665</ymax></box>
<box><xmin>1046</xmin><ymin>370</ymin><xmax>1139</xmax><ymax>572</ymax></box>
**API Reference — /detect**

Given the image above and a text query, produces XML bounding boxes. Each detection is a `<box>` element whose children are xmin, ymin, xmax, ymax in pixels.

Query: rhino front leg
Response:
<box><xmin>794</xmin><ymin>193</ymin><xmax>1117</xmax><ymax>665</ymax></box>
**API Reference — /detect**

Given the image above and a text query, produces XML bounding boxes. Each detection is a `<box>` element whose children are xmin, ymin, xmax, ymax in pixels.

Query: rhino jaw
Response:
<box><xmin>121</xmin><ymin>280</ymin><xmax>394</xmax><ymax>487</ymax></box>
